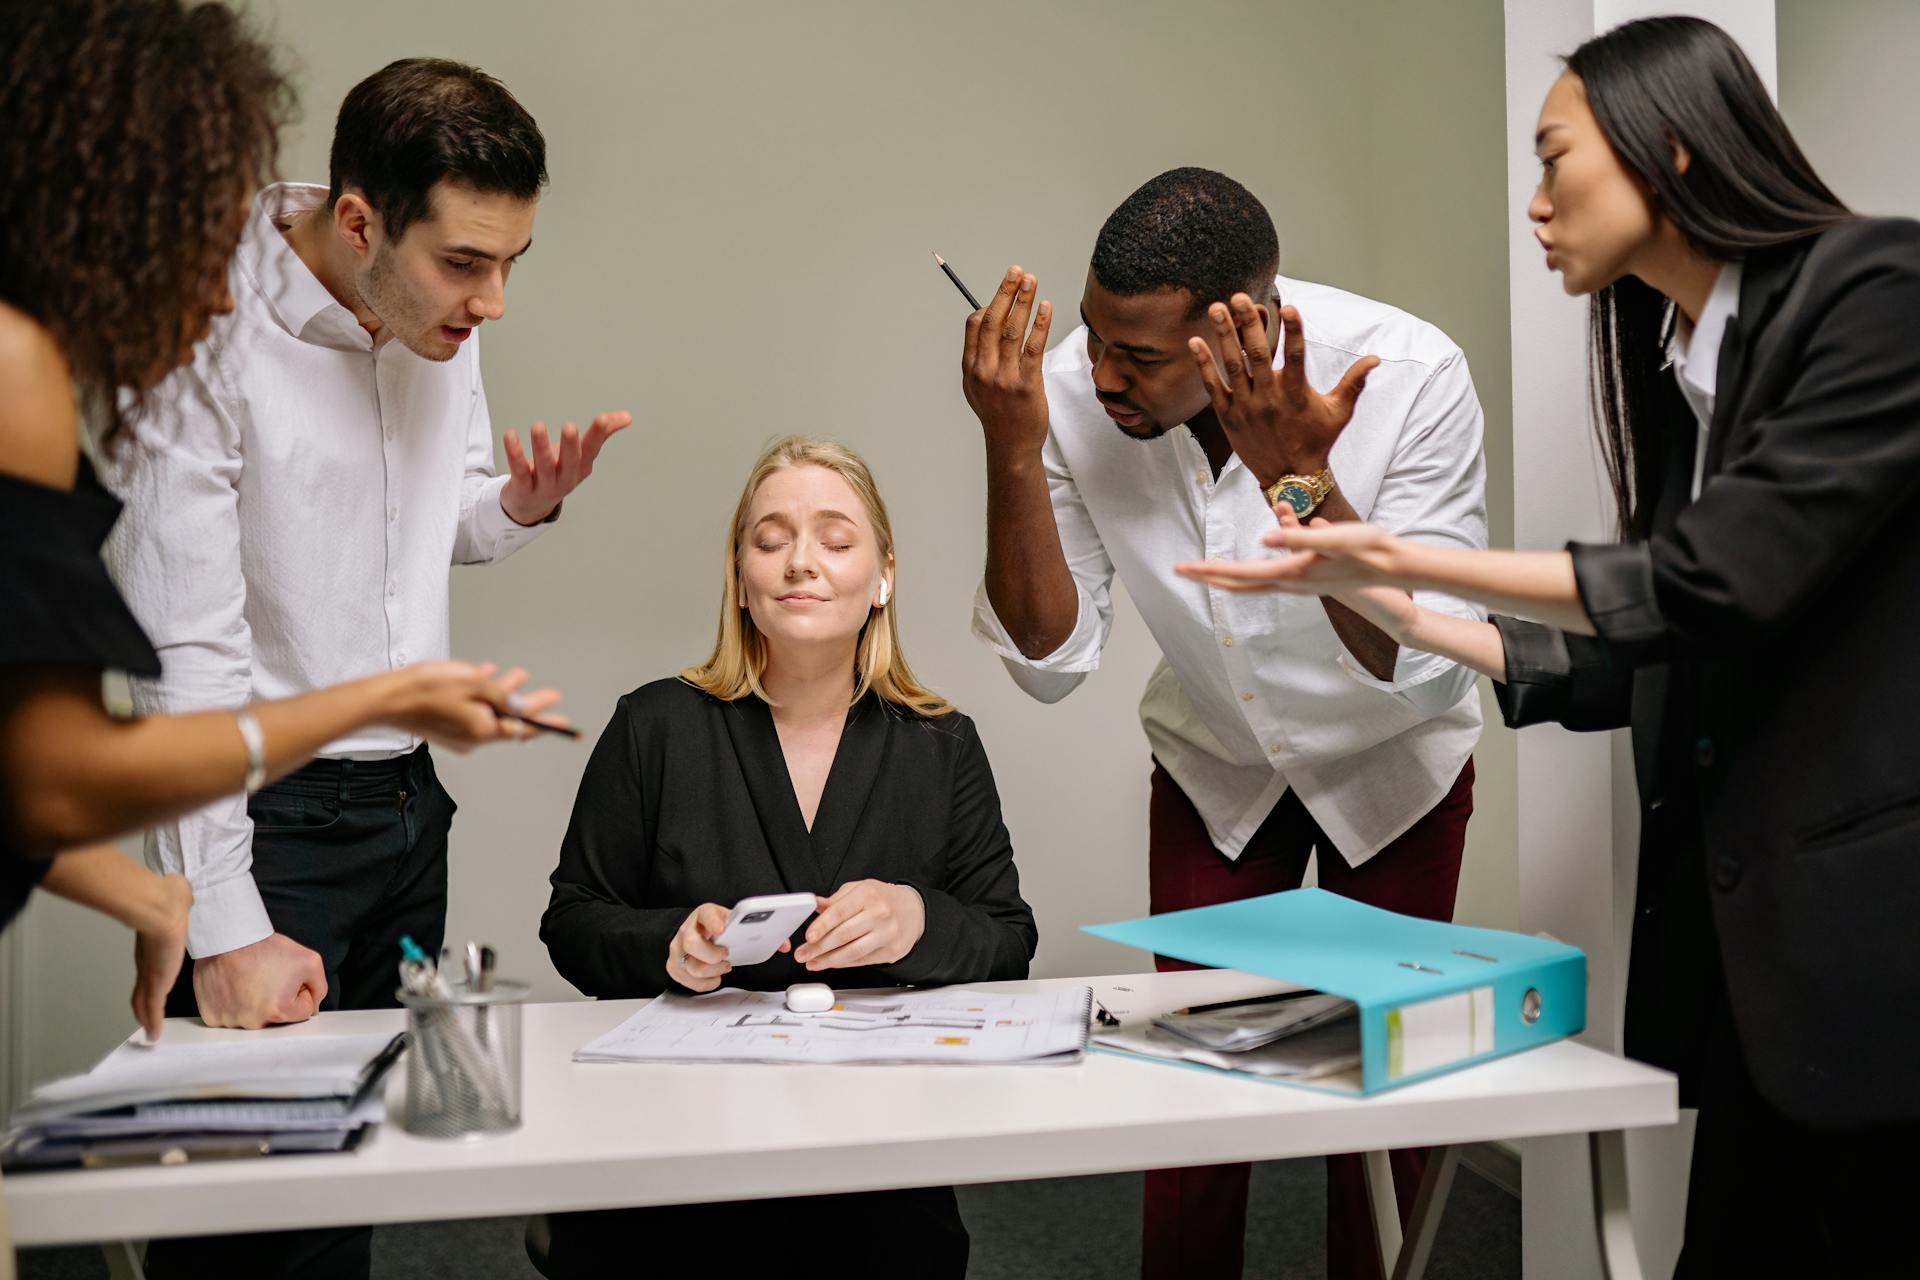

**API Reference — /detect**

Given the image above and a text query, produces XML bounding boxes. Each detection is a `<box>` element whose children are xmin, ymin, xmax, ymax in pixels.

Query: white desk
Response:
<box><xmin>4</xmin><ymin>970</ymin><xmax>1677</xmax><ymax>1279</ymax></box>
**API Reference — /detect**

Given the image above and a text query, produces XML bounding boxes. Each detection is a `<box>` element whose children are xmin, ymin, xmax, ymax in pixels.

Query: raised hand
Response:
<box><xmin>501</xmin><ymin>410</ymin><xmax>633</xmax><ymax>525</ymax></box>
<box><xmin>1189</xmin><ymin>295</ymin><xmax>1378</xmax><ymax>489</ymax></box>
<box><xmin>961</xmin><ymin>266</ymin><xmax>1054</xmax><ymax>461</ymax></box>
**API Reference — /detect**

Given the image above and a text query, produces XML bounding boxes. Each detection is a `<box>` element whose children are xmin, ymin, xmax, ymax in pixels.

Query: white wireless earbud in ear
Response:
<box><xmin>877</xmin><ymin>581</ymin><xmax>891</xmax><ymax>607</ymax></box>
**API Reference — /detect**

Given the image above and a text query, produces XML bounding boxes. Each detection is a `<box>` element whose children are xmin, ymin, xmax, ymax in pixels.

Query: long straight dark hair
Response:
<box><xmin>1565</xmin><ymin>17</ymin><xmax>1852</xmax><ymax>536</ymax></box>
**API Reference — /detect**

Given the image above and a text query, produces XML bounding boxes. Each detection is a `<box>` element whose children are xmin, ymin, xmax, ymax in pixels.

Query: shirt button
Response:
<box><xmin>388</xmin><ymin>508</ymin><xmax>398</xmax><ymax>524</ymax></box>
<box><xmin>1712</xmin><ymin>855</ymin><xmax>1741</xmax><ymax>890</ymax></box>
<box><xmin>1222</xmin><ymin>637</ymin><xmax>1234</xmax><ymax>648</ymax></box>
<box><xmin>1693</xmin><ymin>736</ymin><xmax>1716</xmax><ymax>767</ymax></box>
<box><xmin>1241</xmin><ymin>692</ymin><xmax>1255</xmax><ymax>702</ymax></box>
<box><xmin>1268</xmin><ymin>743</ymin><xmax>1281</xmax><ymax>754</ymax></box>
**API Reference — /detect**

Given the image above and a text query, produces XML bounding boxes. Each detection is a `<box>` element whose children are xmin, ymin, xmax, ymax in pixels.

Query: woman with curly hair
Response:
<box><xmin>0</xmin><ymin>0</ymin><xmax>562</xmax><ymax>1041</ymax></box>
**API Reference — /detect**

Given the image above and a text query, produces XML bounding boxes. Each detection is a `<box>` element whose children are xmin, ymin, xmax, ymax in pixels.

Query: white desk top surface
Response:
<box><xmin>5</xmin><ymin>969</ymin><xmax>1677</xmax><ymax>1245</ymax></box>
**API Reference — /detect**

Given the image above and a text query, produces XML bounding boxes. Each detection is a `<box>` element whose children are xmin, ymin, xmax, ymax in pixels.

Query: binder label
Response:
<box><xmin>1385</xmin><ymin>985</ymin><xmax>1494</xmax><ymax>1080</ymax></box>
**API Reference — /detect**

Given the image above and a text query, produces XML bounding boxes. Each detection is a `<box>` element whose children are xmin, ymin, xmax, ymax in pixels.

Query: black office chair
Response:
<box><xmin>524</xmin><ymin>1214</ymin><xmax>554</xmax><ymax>1278</ymax></box>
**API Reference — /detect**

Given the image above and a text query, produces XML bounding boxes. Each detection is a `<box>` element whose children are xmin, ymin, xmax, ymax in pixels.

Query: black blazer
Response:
<box><xmin>1497</xmin><ymin>217</ymin><xmax>1920</xmax><ymax>1129</ymax></box>
<box><xmin>542</xmin><ymin>678</ymin><xmax>1037</xmax><ymax>999</ymax></box>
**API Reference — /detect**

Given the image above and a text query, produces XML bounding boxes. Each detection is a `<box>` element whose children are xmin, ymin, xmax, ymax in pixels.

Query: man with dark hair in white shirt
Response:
<box><xmin>959</xmin><ymin>167</ymin><xmax>1486</xmax><ymax>1280</ymax></box>
<box><xmin>109</xmin><ymin>58</ymin><xmax>628</xmax><ymax>1280</ymax></box>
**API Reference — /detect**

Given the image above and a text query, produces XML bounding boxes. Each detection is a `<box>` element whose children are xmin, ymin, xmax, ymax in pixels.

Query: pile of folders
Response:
<box><xmin>0</xmin><ymin>1030</ymin><xmax>404</xmax><ymax>1171</ymax></box>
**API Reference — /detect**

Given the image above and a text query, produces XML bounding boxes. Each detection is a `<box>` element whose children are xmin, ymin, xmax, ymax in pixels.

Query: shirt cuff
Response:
<box><xmin>1570</xmin><ymin>540</ymin><xmax>1665</xmax><ymax>646</ymax></box>
<box><xmin>472</xmin><ymin>474</ymin><xmax>554</xmax><ymax>559</ymax></box>
<box><xmin>185</xmin><ymin>875</ymin><xmax>275</xmax><ymax>959</ymax></box>
<box><xmin>969</xmin><ymin>582</ymin><xmax>1101</xmax><ymax>672</ymax></box>
<box><xmin>1493</xmin><ymin>614</ymin><xmax>1573</xmax><ymax>685</ymax></box>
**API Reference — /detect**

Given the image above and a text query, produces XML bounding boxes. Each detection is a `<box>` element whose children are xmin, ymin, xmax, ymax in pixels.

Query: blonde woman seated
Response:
<box><xmin>541</xmin><ymin>435</ymin><xmax>1037</xmax><ymax>1277</ymax></box>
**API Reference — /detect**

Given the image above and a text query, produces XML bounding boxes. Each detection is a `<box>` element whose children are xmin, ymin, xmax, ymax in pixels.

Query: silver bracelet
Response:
<box><xmin>234</xmin><ymin>710</ymin><xmax>267</xmax><ymax>794</ymax></box>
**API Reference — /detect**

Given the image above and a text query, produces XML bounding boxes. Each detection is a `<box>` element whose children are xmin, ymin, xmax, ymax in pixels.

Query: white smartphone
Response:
<box><xmin>713</xmin><ymin>892</ymin><xmax>818</xmax><ymax>967</ymax></box>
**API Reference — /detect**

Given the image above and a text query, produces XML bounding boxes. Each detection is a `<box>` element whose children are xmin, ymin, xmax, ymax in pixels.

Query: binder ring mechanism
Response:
<box><xmin>1520</xmin><ymin>988</ymin><xmax>1543</xmax><ymax>1025</ymax></box>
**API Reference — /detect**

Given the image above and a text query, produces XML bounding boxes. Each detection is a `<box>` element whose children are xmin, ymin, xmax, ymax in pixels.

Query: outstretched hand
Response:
<box><xmin>501</xmin><ymin>410</ymin><xmax>633</xmax><ymax>525</ymax></box>
<box><xmin>1175</xmin><ymin>504</ymin><xmax>1411</xmax><ymax>595</ymax></box>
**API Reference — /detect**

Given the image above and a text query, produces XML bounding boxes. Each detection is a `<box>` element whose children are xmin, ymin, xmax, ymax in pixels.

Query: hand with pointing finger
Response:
<box><xmin>500</xmin><ymin>410</ymin><xmax>633</xmax><ymax>526</ymax></box>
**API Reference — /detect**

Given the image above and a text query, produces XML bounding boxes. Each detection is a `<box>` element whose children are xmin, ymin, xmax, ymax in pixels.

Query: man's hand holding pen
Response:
<box><xmin>961</xmin><ymin>265</ymin><xmax>1054</xmax><ymax>462</ymax></box>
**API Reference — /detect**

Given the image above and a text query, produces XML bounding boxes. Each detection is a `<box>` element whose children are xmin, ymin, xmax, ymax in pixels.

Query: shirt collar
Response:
<box><xmin>1665</xmin><ymin>261</ymin><xmax>1743</xmax><ymax>398</ymax></box>
<box><xmin>232</xmin><ymin>182</ymin><xmax>361</xmax><ymax>344</ymax></box>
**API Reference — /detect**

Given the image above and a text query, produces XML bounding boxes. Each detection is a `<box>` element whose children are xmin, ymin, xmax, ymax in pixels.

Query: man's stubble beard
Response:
<box><xmin>362</xmin><ymin>245</ymin><xmax>456</xmax><ymax>363</ymax></box>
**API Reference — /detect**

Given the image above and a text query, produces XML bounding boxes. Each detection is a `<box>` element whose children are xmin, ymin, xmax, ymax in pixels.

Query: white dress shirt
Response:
<box><xmin>105</xmin><ymin>183</ymin><xmax>549</xmax><ymax>957</ymax></box>
<box><xmin>973</xmin><ymin>274</ymin><xmax>1487</xmax><ymax>866</ymax></box>
<box><xmin>1666</xmin><ymin>261</ymin><xmax>1743</xmax><ymax>500</ymax></box>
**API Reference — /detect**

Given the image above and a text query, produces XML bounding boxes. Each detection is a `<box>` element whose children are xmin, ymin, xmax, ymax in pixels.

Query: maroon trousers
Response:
<box><xmin>1141</xmin><ymin>758</ymin><xmax>1474</xmax><ymax>1280</ymax></box>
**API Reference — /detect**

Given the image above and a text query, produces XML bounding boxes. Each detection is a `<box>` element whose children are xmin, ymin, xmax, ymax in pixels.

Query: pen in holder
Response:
<box><xmin>395</xmin><ymin>937</ymin><xmax>525</xmax><ymax>1140</ymax></box>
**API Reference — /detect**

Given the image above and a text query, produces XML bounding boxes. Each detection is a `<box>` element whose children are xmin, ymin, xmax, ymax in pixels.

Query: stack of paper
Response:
<box><xmin>576</xmin><ymin>986</ymin><xmax>1092</xmax><ymax>1066</ymax></box>
<box><xmin>1097</xmin><ymin>992</ymin><xmax>1364</xmax><ymax>1083</ymax></box>
<box><xmin>1</xmin><ymin>1031</ymin><xmax>403</xmax><ymax>1171</ymax></box>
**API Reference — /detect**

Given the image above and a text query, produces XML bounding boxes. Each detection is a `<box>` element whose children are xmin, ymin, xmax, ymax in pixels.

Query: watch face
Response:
<box><xmin>1276</xmin><ymin>483</ymin><xmax>1314</xmax><ymax>515</ymax></box>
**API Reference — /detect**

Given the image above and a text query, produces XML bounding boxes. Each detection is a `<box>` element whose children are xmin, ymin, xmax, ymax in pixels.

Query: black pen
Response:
<box><xmin>932</xmin><ymin>252</ymin><xmax>982</xmax><ymax>310</ymax></box>
<box><xmin>502</xmin><ymin>709</ymin><xmax>580</xmax><ymax>739</ymax></box>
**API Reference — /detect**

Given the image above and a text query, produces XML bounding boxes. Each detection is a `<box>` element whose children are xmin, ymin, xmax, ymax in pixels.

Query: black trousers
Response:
<box><xmin>146</xmin><ymin>745</ymin><xmax>454</xmax><ymax>1280</ymax></box>
<box><xmin>545</xmin><ymin>1186</ymin><xmax>970</xmax><ymax>1279</ymax></box>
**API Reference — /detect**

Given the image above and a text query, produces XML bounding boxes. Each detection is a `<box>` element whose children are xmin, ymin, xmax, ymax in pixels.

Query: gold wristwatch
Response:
<box><xmin>1264</xmin><ymin>467</ymin><xmax>1336</xmax><ymax>518</ymax></box>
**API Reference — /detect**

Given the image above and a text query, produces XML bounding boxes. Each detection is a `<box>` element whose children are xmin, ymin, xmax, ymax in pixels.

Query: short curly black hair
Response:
<box><xmin>0</xmin><ymin>0</ymin><xmax>292</xmax><ymax>453</ymax></box>
<box><xmin>327</xmin><ymin>58</ymin><xmax>547</xmax><ymax>244</ymax></box>
<box><xmin>1090</xmin><ymin>168</ymin><xmax>1280</xmax><ymax>319</ymax></box>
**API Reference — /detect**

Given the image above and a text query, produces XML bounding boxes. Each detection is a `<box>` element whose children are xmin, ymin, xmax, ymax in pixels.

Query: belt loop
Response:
<box><xmin>337</xmin><ymin>757</ymin><xmax>356</xmax><ymax>800</ymax></box>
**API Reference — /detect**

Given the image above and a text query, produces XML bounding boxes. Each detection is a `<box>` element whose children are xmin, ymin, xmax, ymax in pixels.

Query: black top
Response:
<box><xmin>1493</xmin><ymin>217</ymin><xmax>1920</xmax><ymax>1129</ymax></box>
<box><xmin>542</xmin><ymin>678</ymin><xmax>1038</xmax><ymax>998</ymax></box>
<box><xmin>0</xmin><ymin>457</ymin><xmax>162</xmax><ymax>931</ymax></box>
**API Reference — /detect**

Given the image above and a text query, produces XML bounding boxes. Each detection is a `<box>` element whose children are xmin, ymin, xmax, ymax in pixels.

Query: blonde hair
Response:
<box><xmin>680</xmin><ymin>435</ymin><xmax>954</xmax><ymax>718</ymax></box>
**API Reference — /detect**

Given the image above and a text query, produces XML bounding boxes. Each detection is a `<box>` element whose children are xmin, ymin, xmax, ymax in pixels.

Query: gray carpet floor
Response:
<box><xmin>17</xmin><ymin>1158</ymin><xmax>1518</xmax><ymax>1278</ymax></box>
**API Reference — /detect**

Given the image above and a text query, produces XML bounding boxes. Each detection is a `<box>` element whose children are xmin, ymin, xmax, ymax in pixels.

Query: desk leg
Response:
<box><xmin>1389</xmin><ymin>1144</ymin><xmax>1459</xmax><ymax>1280</ymax></box>
<box><xmin>100</xmin><ymin>1241</ymin><xmax>145</xmax><ymax>1280</ymax></box>
<box><xmin>1588</xmin><ymin>1129</ymin><xmax>1645</xmax><ymax>1280</ymax></box>
<box><xmin>0</xmin><ymin>1164</ymin><xmax>14</xmax><ymax>1280</ymax></box>
<box><xmin>1363</xmin><ymin>1148</ymin><xmax>1404</xmax><ymax>1277</ymax></box>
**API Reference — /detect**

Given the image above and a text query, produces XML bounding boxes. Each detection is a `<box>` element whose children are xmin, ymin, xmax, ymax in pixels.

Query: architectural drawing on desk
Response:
<box><xmin>572</xmin><ymin>987</ymin><xmax>1092</xmax><ymax>1066</ymax></box>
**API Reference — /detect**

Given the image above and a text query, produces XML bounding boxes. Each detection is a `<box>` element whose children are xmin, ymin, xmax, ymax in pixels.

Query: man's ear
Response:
<box><xmin>332</xmin><ymin>191</ymin><xmax>379</xmax><ymax>258</ymax></box>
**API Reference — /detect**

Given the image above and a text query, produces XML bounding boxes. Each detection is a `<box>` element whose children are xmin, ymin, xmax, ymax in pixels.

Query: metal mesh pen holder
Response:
<box><xmin>396</xmin><ymin>979</ymin><xmax>528</xmax><ymax>1140</ymax></box>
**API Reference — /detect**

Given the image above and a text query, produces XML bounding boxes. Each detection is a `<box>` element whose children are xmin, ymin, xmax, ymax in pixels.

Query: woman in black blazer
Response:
<box><xmin>1176</xmin><ymin>16</ymin><xmax>1917</xmax><ymax>1275</ymax></box>
<box><xmin>541</xmin><ymin>435</ymin><xmax>1037</xmax><ymax>1279</ymax></box>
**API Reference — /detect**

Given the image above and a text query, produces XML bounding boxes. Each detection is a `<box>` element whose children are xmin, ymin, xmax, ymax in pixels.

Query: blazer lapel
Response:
<box><xmin>1702</xmin><ymin>242</ymin><xmax>1810</xmax><ymax>482</ymax></box>
<box><xmin>720</xmin><ymin>695</ymin><xmax>824</xmax><ymax>893</ymax></box>
<box><xmin>807</xmin><ymin>693</ymin><xmax>887</xmax><ymax>885</ymax></box>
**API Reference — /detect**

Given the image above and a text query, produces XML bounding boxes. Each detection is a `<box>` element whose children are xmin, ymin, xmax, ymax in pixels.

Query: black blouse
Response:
<box><xmin>542</xmin><ymin>678</ymin><xmax>1037</xmax><ymax>999</ymax></box>
<box><xmin>1</xmin><ymin>458</ymin><xmax>162</xmax><ymax>931</ymax></box>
